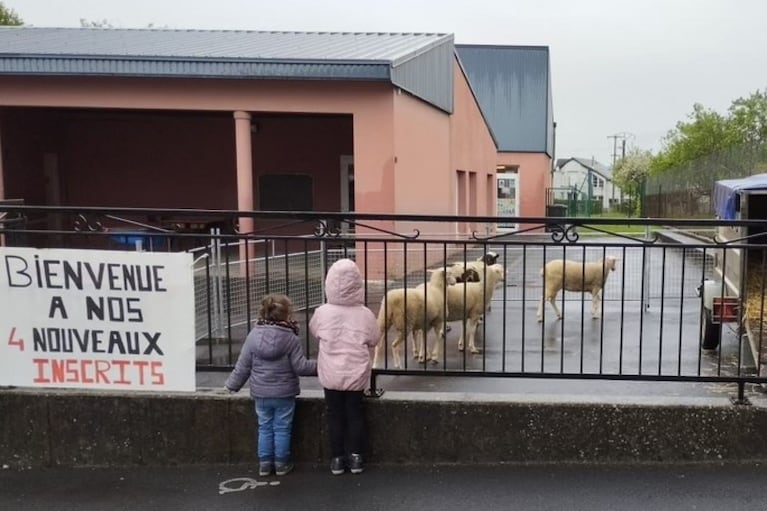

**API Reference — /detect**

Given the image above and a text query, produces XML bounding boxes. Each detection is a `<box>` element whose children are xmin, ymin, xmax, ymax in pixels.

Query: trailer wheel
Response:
<box><xmin>701</xmin><ymin>309</ymin><xmax>721</xmax><ymax>350</ymax></box>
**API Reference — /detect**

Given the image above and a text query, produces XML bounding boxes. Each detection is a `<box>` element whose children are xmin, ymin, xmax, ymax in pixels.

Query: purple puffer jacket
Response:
<box><xmin>225</xmin><ymin>323</ymin><xmax>317</xmax><ymax>399</ymax></box>
<box><xmin>310</xmin><ymin>258</ymin><xmax>379</xmax><ymax>391</ymax></box>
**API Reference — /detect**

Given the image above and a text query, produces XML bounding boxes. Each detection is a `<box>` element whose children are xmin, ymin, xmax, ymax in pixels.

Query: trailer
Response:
<box><xmin>704</xmin><ymin>174</ymin><xmax>767</xmax><ymax>371</ymax></box>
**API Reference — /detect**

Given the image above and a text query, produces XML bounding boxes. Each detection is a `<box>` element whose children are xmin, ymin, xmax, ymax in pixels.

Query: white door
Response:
<box><xmin>339</xmin><ymin>155</ymin><xmax>354</xmax><ymax>233</ymax></box>
<box><xmin>497</xmin><ymin>172</ymin><xmax>518</xmax><ymax>231</ymax></box>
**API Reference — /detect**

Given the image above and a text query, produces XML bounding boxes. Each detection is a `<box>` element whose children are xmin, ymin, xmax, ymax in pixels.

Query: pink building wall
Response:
<box><xmin>497</xmin><ymin>152</ymin><xmax>552</xmax><ymax>218</ymax></box>
<box><xmin>0</xmin><ymin>76</ymin><xmax>396</xmax><ymax>217</ymax></box>
<box><xmin>451</xmin><ymin>61</ymin><xmax>498</xmax><ymax>233</ymax></box>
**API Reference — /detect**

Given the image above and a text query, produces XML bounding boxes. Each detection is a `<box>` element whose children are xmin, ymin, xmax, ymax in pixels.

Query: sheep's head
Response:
<box><xmin>487</xmin><ymin>263</ymin><xmax>505</xmax><ymax>283</ymax></box>
<box><xmin>445</xmin><ymin>264</ymin><xmax>476</xmax><ymax>284</ymax></box>
<box><xmin>604</xmin><ymin>256</ymin><xmax>619</xmax><ymax>271</ymax></box>
<box><xmin>457</xmin><ymin>267</ymin><xmax>480</xmax><ymax>283</ymax></box>
<box><xmin>477</xmin><ymin>251</ymin><xmax>500</xmax><ymax>265</ymax></box>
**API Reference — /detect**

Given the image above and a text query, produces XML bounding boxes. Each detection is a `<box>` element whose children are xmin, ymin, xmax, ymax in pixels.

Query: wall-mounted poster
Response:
<box><xmin>497</xmin><ymin>173</ymin><xmax>518</xmax><ymax>230</ymax></box>
<box><xmin>0</xmin><ymin>247</ymin><xmax>195</xmax><ymax>392</ymax></box>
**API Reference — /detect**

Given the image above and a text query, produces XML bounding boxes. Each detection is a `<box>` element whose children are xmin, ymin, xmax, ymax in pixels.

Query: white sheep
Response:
<box><xmin>373</xmin><ymin>268</ymin><xmax>455</xmax><ymax>369</ymax></box>
<box><xmin>418</xmin><ymin>263</ymin><xmax>505</xmax><ymax>361</ymax></box>
<box><xmin>536</xmin><ymin>256</ymin><xmax>619</xmax><ymax>322</ymax></box>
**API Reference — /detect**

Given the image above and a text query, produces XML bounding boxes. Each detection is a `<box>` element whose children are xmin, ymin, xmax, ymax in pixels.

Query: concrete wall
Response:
<box><xmin>3</xmin><ymin>389</ymin><xmax>767</xmax><ymax>468</ymax></box>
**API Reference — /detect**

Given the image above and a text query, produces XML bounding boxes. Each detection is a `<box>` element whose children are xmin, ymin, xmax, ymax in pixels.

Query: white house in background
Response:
<box><xmin>552</xmin><ymin>157</ymin><xmax>624</xmax><ymax>212</ymax></box>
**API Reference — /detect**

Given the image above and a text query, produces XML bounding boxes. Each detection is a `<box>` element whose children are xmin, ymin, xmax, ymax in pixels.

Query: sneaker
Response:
<box><xmin>330</xmin><ymin>456</ymin><xmax>345</xmax><ymax>475</ymax></box>
<box><xmin>275</xmin><ymin>461</ymin><xmax>294</xmax><ymax>476</ymax></box>
<box><xmin>258</xmin><ymin>461</ymin><xmax>273</xmax><ymax>477</ymax></box>
<box><xmin>348</xmin><ymin>453</ymin><xmax>364</xmax><ymax>475</ymax></box>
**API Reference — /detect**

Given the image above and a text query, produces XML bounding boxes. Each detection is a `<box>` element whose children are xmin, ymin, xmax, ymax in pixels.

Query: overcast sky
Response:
<box><xmin>8</xmin><ymin>0</ymin><xmax>767</xmax><ymax>166</ymax></box>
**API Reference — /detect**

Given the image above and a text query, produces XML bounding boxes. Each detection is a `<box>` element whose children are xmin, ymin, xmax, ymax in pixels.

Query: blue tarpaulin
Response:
<box><xmin>713</xmin><ymin>173</ymin><xmax>767</xmax><ymax>220</ymax></box>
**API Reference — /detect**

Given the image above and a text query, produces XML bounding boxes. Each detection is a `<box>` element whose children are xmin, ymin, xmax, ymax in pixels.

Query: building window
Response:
<box><xmin>259</xmin><ymin>174</ymin><xmax>313</xmax><ymax>211</ymax></box>
<box><xmin>592</xmin><ymin>175</ymin><xmax>603</xmax><ymax>188</ymax></box>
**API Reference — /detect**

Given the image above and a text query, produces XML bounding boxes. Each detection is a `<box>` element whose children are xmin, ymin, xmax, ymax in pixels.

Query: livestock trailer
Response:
<box><xmin>704</xmin><ymin>174</ymin><xmax>767</xmax><ymax>372</ymax></box>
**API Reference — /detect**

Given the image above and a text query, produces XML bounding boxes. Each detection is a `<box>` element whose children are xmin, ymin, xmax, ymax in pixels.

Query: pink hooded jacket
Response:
<box><xmin>309</xmin><ymin>258</ymin><xmax>379</xmax><ymax>391</ymax></box>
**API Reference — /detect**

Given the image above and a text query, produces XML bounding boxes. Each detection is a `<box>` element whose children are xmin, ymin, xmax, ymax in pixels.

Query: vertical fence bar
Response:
<box><xmin>657</xmin><ymin>246</ymin><xmax>667</xmax><ymax>375</ymax></box>
<box><xmin>677</xmin><ymin>246</ymin><xmax>686</xmax><ymax>376</ymax></box>
<box><xmin>517</xmin><ymin>243</ymin><xmax>523</xmax><ymax>374</ymax></box>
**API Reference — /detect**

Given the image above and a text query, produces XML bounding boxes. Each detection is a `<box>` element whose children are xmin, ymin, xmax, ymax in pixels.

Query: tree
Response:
<box><xmin>613</xmin><ymin>148</ymin><xmax>652</xmax><ymax>216</ymax></box>
<box><xmin>651</xmin><ymin>103</ymin><xmax>738</xmax><ymax>175</ymax></box>
<box><xmin>0</xmin><ymin>1</ymin><xmax>23</xmax><ymax>25</ymax></box>
<box><xmin>728</xmin><ymin>89</ymin><xmax>767</xmax><ymax>146</ymax></box>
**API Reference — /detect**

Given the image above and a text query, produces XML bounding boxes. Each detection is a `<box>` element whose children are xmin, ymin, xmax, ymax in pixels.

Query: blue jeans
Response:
<box><xmin>255</xmin><ymin>397</ymin><xmax>296</xmax><ymax>463</ymax></box>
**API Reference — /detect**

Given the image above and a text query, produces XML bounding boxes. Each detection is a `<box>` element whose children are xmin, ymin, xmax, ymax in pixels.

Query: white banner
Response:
<box><xmin>0</xmin><ymin>247</ymin><xmax>196</xmax><ymax>392</ymax></box>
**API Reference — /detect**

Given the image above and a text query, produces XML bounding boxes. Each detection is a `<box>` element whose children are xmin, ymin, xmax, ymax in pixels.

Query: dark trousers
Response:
<box><xmin>323</xmin><ymin>388</ymin><xmax>366</xmax><ymax>458</ymax></box>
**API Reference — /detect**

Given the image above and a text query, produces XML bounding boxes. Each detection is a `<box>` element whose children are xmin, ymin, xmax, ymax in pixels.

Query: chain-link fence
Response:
<box><xmin>645</xmin><ymin>142</ymin><xmax>767</xmax><ymax>218</ymax></box>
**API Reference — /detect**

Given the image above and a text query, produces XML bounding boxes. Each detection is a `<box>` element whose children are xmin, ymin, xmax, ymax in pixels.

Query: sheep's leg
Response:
<box><xmin>390</xmin><ymin>332</ymin><xmax>405</xmax><ymax>369</ymax></box>
<box><xmin>372</xmin><ymin>334</ymin><xmax>385</xmax><ymax>368</ymax></box>
<box><xmin>467</xmin><ymin>317</ymin><xmax>481</xmax><ymax>354</ymax></box>
<box><xmin>591</xmin><ymin>290</ymin><xmax>601</xmax><ymax>318</ymax></box>
<box><xmin>416</xmin><ymin>329</ymin><xmax>429</xmax><ymax>363</ymax></box>
<box><xmin>538</xmin><ymin>293</ymin><xmax>562</xmax><ymax>321</ymax></box>
<box><xmin>548</xmin><ymin>294</ymin><xmax>562</xmax><ymax>320</ymax></box>
<box><xmin>428</xmin><ymin>322</ymin><xmax>444</xmax><ymax>363</ymax></box>
<box><xmin>411</xmin><ymin>330</ymin><xmax>422</xmax><ymax>359</ymax></box>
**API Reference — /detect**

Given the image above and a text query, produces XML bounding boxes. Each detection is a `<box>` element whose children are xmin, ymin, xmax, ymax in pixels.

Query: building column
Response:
<box><xmin>234</xmin><ymin>111</ymin><xmax>254</xmax><ymax>233</ymax></box>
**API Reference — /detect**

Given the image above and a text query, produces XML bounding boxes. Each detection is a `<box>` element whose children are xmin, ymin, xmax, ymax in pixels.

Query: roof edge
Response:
<box><xmin>391</xmin><ymin>33</ymin><xmax>454</xmax><ymax>67</ymax></box>
<box><xmin>453</xmin><ymin>52</ymin><xmax>499</xmax><ymax>149</ymax></box>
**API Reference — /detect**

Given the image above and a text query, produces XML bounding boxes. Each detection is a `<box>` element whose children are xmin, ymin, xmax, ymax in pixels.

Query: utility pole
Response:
<box><xmin>607</xmin><ymin>132</ymin><xmax>634</xmax><ymax>213</ymax></box>
<box><xmin>607</xmin><ymin>132</ymin><xmax>633</xmax><ymax>168</ymax></box>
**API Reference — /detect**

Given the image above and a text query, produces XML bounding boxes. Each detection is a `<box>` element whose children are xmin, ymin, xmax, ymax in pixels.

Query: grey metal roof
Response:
<box><xmin>0</xmin><ymin>27</ymin><xmax>454</xmax><ymax>112</ymax></box>
<box><xmin>557</xmin><ymin>157</ymin><xmax>613</xmax><ymax>179</ymax></box>
<box><xmin>456</xmin><ymin>45</ymin><xmax>553</xmax><ymax>155</ymax></box>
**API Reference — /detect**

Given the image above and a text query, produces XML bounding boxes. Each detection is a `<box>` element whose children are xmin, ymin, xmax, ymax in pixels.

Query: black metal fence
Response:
<box><xmin>3</xmin><ymin>205</ymin><xmax>767</xmax><ymax>400</ymax></box>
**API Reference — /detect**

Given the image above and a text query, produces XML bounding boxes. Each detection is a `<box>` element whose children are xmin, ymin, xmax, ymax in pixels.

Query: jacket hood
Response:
<box><xmin>253</xmin><ymin>326</ymin><xmax>290</xmax><ymax>361</ymax></box>
<box><xmin>325</xmin><ymin>258</ymin><xmax>364</xmax><ymax>306</ymax></box>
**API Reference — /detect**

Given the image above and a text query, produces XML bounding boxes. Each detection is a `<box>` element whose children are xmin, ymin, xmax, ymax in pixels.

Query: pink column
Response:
<box><xmin>234</xmin><ymin>111</ymin><xmax>254</xmax><ymax>268</ymax></box>
<box><xmin>234</xmin><ymin>110</ymin><xmax>254</xmax><ymax>232</ymax></box>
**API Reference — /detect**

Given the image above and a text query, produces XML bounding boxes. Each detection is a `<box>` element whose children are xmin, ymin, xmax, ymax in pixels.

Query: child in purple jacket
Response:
<box><xmin>225</xmin><ymin>294</ymin><xmax>317</xmax><ymax>477</ymax></box>
<box><xmin>309</xmin><ymin>258</ymin><xmax>379</xmax><ymax>475</ymax></box>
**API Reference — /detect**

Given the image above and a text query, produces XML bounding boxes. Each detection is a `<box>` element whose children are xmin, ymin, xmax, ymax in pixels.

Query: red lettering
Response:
<box><xmin>112</xmin><ymin>360</ymin><xmax>130</xmax><ymax>384</ymax></box>
<box><xmin>32</xmin><ymin>358</ymin><xmax>50</xmax><ymax>383</ymax></box>
<box><xmin>151</xmin><ymin>361</ymin><xmax>164</xmax><ymax>385</ymax></box>
<box><xmin>51</xmin><ymin>359</ymin><xmax>66</xmax><ymax>382</ymax></box>
<box><xmin>65</xmin><ymin>359</ymin><xmax>79</xmax><ymax>383</ymax></box>
<box><xmin>8</xmin><ymin>327</ymin><xmax>24</xmax><ymax>351</ymax></box>
<box><xmin>80</xmin><ymin>360</ymin><xmax>94</xmax><ymax>384</ymax></box>
<box><xmin>133</xmin><ymin>361</ymin><xmax>149</xmax><ymax>385</ymax></box>
<box><xmin>95</xmin><ymin>360</ymin><xmax>111</xmax><ymax>384</ymax></box>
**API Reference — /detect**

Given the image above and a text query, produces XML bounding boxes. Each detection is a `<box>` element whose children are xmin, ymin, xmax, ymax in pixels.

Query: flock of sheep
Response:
<box><xmin>373</xmin><ymin>252</ymin><xmax>619</xmax><ymax>369</ymax></box>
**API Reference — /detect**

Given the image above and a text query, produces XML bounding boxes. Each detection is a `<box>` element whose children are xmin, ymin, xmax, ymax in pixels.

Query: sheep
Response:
<box><xmin>373</xmin><ymin>268</ymin><xmax>455</xmax><ymax>369</ymax></box>
<box><xmin>417</xmin><ymin>263</ymin><xmax>505</xmax><ymax>361</ymax></box>
<box><xmin>536</xmin><ymin>256</ymin><xmax>619</xmax><ymax>322</ymax></box>
<box><xmin>447</xmin><ymin>251</ymin><xmax>501</xmax><ymax>316</ymax></box>
<box><xmin>449</xmin><ymin>251</ymin><xmax>500</xmax><ymax>281</ymax></box>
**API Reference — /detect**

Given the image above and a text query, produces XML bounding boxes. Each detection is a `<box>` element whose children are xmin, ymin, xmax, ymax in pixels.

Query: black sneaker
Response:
<box><xmin>330</xmin><ymin>456</ymin><xmax>345</xmax><ymax>475</ymax></box>
<box><xmin>348</xmin><ymin>453</ymin><xmax>364</xmax><ymax>474</ymax></box>
<box><xmin>258</xmin><ymin>461</ymin><xmax>273</xmax><ymax>477</ymax></box>
<box><xmin>275</xmin><ymin>461</ymin><xmax>293</xmax><ymax>476</ymax></box>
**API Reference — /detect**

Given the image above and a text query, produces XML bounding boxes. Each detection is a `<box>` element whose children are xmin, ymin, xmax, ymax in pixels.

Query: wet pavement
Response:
<box><xmin>2</xmin><ymin>461</ymin><xmax>767</xmax><ymax>511</ymax></box>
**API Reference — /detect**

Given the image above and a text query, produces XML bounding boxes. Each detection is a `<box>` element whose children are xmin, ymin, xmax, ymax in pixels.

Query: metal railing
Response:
<box><xmin>3</xmin><ymin>205</ymin><xmax>767</xmax><ymax>401</ymax></box>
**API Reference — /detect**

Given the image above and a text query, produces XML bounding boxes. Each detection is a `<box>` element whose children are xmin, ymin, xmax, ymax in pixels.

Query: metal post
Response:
<box><xmin>212</xmin><ymin>227</ymin><xmax>224</xmax><ymax>339</ymax></box>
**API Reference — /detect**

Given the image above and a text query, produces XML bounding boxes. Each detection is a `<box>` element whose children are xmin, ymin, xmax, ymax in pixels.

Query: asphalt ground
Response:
<box><xmin>2</xmin><ymin>462</ymin><xmax>767</xmax><ymax>511</ymax></box>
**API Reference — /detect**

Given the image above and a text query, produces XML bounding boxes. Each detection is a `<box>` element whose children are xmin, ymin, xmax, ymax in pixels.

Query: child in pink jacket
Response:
<box><xmin>309</xmin><ymin>258</ymin><xmax>379</xmax><ymax>475</ymax></box>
